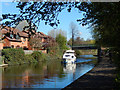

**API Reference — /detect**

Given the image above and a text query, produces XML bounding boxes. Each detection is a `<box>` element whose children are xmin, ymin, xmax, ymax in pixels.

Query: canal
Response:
<box><xmin>1</xmin><ymin>55</ymin><xmax>97</xmax><ymax>89</ymax></box>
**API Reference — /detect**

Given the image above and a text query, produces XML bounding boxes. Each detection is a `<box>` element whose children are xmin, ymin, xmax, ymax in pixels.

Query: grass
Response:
<box><xmin>78</xmin><ymin>56</ymin><xmax>97</xmax><ymax>60</ymax></box>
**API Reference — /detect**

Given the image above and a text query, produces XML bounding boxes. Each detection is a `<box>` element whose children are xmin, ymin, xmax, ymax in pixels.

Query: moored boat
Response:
<box><xmin>62</xmin><ymin>50</ymin><xmax>76</xmax><ymax>64</ymax></box>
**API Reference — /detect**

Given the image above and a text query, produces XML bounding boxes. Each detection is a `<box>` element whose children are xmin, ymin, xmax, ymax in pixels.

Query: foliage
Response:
<box><xmin>48</xmin><ymin>29</ymin><xmax>67</xmax><ymax>38</ymax></box>
<box><xmin>2</xmin><ymin>2</ymin><xmax>76</xmax><ymax>27</ymax></box>
<box><xmin>75</xmin><ymin>50</ymin><xmax>81</xmax><ymax>57</ymax></box>
<box><xmin>56</xmin><ymin>34</ymin><xmax>68</xmax><ymax>50</ymax></box>
<box><xmin>67</xmin><ymin>38</ymin><xmax>72</xmax><ymax>46</ymax></box>
<box><xmin>68</xmin><ymin>37</ymin><xmax>95</xmax><ymax>46</ymax></box>
<box><xmin>29</xmin><ymin>37</ymin><xmax>43</xmax><ymax>50</ymax></box>
<box><xmin>76</xmin><ymin>2</ymin><xmax>120</xmax><ymax>48</ymax></box>
<box><xmin>2</xmin><ymin>2</ymin><xmax>119</xmax><ymax>48</ymax></box>
<box><xmin>2</xmin><ymin>48</ymin><xmax>38</xmax><ymax>65</ymax></box>
<box><xmin>31</xmin><ymin>51</ymin><xmax>48</xmax><ymax>61</ymax></box>
<box><xmin>0</xmin><ymin>57</ymin><xmax>3</xmax><ymax>65</ymax></box>
<box><xmin>2</xmin><ymin>48</ymin><xmax>25</xmax><ymax>65</ymax></box>
<box><xmin>24</xmin><ymin>54</ymin><xmax>37</xmax><ymax>63</ymax></box>
<box><xmin>44</xmin><ymin>39</ymin><xmax>61</xmax><ymax>56</ymax></box>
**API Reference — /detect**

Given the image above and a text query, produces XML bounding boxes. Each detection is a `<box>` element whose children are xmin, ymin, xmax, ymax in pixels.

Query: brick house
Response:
<box><xmin>0</xmin><ymin>26</ymin><xmax>52</xmax><ymax>51</ymax></box>
<box><xmin>26</xmin><ymin>30</ymin><xmax>52</xmax><ymax>50</ymax></box>
<box><xmin>0</xmin><ymin>26</ymin><xmax>29</xmax><ymax>49</ymax></box>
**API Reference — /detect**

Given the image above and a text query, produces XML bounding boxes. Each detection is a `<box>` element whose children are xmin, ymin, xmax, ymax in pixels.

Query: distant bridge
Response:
<box><xmin>71</xmin><ymin>44</ymin><xmax>101</xmax><ymax>58</ymax></box>
<box><xmin>72</xmin><ymin>44</ymin><xmax>99</xmax><ymax>50</ymax></box>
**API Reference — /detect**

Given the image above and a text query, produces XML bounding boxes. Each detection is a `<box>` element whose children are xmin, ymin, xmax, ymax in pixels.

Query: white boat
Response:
<box><xmin>62</xmin><ymin>50</ymin><xmax>76</xmax><ymax>64</ymax></box>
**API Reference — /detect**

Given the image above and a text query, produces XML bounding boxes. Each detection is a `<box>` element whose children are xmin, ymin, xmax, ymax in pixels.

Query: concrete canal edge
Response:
<box><xmin>0</xmin><ymin>64</ymin><xmax>8</xmax><ymax>67</ymax></box>
<box><xmin>62</xmin><ymin>56</ymin><xmax>117</xmax><ymax>89</ymax></box>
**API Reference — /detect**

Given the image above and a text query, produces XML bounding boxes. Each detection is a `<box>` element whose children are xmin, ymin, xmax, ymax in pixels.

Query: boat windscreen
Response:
<box><xmin>65</xmin><ymin>55</ymin><xmax>70</xmax><ymax>57</ymax></box>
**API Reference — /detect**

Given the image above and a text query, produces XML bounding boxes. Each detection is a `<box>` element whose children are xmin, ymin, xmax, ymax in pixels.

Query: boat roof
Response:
<box><xmin>65</xmin><ymin>50</ymin><xmax>75</xmax><ymax>53</ymax></box>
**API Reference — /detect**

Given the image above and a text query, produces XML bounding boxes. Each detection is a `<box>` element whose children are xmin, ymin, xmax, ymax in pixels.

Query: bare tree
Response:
<box><xmin>69</xmin><ymin>22</ymin><xmax>80</xmax><ymax>49</ymax></box>
<box><xmin>48</xmin><ymin>29</ymin><xmax>67</xmax><ymax>38</ymax></box>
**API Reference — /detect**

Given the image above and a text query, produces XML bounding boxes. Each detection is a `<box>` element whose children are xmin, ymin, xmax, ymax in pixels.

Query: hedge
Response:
<box><xmin>2</xmin><ymin>48</ymin><xmax>37</xmax><ymax>65</ymax></box>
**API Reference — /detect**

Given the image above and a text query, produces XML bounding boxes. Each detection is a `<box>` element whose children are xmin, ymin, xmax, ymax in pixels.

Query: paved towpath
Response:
<box><xmin>63</xmin><ymin>57</ymin><xmax>117</xmax><ymax>89</ymax></box>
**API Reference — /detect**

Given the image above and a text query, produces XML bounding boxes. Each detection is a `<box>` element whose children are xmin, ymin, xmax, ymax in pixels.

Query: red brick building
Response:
<box><xmin>0</xmin><ymin>26</ymin><xmax>29</xmax><ymax>49</ymax></box>
<box><xmin>0</xmin><ymin>26</ymin><xmax>52</xmax><ymax>50</ymax></box>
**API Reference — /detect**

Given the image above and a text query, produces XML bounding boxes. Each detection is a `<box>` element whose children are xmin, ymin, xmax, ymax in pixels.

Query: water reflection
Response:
<box><xmin>63</xmin><ymin>63</ymin><xmax>76</xmax><ymax>73</ymax></box>
<box><xmin>2</xmin><ymin>55</ymin><xmax>97</xmax><ymax>88</ymax></box>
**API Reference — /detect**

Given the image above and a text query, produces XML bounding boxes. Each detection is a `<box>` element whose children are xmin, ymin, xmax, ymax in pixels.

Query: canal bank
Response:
<box><xmin>1</xmin><ymin>55</ymin><xmax>96</xmax><ymax>88</ymax></box>
<box><xmin>63</xmin><ymin>56</ymin><xmax>116</xmax><ymax>89</ymax></box>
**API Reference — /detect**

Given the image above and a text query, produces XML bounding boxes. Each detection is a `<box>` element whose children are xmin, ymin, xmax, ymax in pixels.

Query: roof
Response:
<box><xmin>1</xmin><ymin>29</ymin><xmax>8</xmax><ymax>34</ymax></box>
<box><xmin>66</xmin><ymin>50</ymin><xmax>75</xmax><ymax>53</ymax></box>
<box><xmin>0</xmin><ymin>26</ymin><xmax>29</xmax><ymax>38</ymax></box>
<box><xmin>5</xmin><ymin>36</ymin><xmax>21</xmax><ymax>42</ymax></box>
<box><xmin>32</xmin><ymin>32</ymin><xmax>48</xmax><ymax>38</ymax></box>
<box><xmin>39</xmin><ymin>32</ymin><xmax>48</xmax><ymax>37</ymax></box>
<box><xmin>18</xmin><ymin>31</ymin><xmax>28</xmax><ymax>38</ymax></box>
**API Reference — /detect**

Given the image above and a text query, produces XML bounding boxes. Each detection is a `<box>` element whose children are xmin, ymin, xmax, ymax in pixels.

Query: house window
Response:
<box><xmin>23</xmin><ymin>37</ymin><xmax>26</xmax><ymax>41</ymax></box>
<box><xmin>16</xmin><ymin>45</ymin><xmax>20</xmax><ymax>48</ymax></box>
<box><xmin>10</xmin><ymin>34</ymin><xmax>13</xmax><ymax>38</ymax></box>
<box><xmin>11</xmin><ymin>45</ymin><xmax>14</xmax><ymax>48</ymax></box>
<box><xmin>2</xmin><ymin>34</ymin><xmax>5</xmax><ymax>37</ymax></box>
<box><xmin>16</xmin><ymin>34</ymin><xmax>20</xmax><ymax>39</ymax></box>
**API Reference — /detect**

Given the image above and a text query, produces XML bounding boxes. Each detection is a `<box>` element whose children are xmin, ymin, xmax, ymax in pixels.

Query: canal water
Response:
<box><xmin>1</xmin><ymin>55</ymin><xmax>97</xmax><ymax>89</ymax></box>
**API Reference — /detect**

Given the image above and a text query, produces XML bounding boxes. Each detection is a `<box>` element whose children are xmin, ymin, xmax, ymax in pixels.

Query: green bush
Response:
<box><xmin>75</xmin><ymin>50</ymin><xmax>81</xmax><ymax>57</ymax></box>
<box><xmin>31</xmin><ymin>51</ymin><xmax>48</xmax><ymax>61</ymax></box>
<box><xmin>24</xmin><ymin>54</ymin><xmax>37</xmax><ymax>63</ymax></box>
<box><xmin>2</xmin><ymin>48</ymin><xmax>38</xmax><ymax>65</ymax></box>
<box><xmin>2</xmin><ymin>48</ymin><xmax>25</xmax><ymax>65</ymax></box>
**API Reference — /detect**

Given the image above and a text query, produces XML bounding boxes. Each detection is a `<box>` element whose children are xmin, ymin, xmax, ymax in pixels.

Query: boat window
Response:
<box><xmin>65</xmin><ymin>55</ymin><xmax>70</xmax><ymax>57</ymax></box>
<box><xmin>66</xmin><ymin>52</ymin><xmax>74</xmax><ymax>54</ymax></box>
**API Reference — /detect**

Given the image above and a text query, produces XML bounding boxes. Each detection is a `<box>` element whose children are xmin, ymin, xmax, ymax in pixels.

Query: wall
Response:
<box><xmin>10</xmin><ymin>41</ymin><xmax>21</xmax><ymax>48</ymax></box>
<box><xmin>0</xmin><ymin>42</ymin><xmax>3</xmax><ymax>50</ymax></box>
<box><xmin>20</xmin><ymin>37</ymin><xmax>28</xmax><ymax>48</ymax></box>
<box><xmin>4</xmin><ymin>37</ymin><xmax>28</xmax><ymax>49</ymax></box>
<box><xmin>24</xmin><ymin>50</ymin><xmax>47</xmax><ymax>54</ymax></box>
<box><xmin>3</xmin><ymin>38</ymin><xmax>10</xmax><ymax>47</ymax></box>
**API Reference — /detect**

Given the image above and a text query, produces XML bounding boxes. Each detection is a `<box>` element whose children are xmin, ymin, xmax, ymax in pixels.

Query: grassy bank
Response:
<box><xmin>75</xmin><ymin>50</ymin><xmax>97</xmax><ymax>55</ymax></box>
<box><xmin>2</xmin><ymin>48</ymin><xmax>63</xmax><ymax>66</ymax></box>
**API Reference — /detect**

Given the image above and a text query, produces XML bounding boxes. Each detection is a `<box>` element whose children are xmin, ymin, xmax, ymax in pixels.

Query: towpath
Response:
<box><xmin>63</xmin><ymin>56</ymin><xmax>116</xmax><ymax>89</ymax></box>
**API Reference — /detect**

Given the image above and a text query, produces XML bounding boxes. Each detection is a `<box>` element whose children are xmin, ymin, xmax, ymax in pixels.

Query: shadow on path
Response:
<box><xmin>63</xmin><ymin>57</ymin><xmax>116</xmax><ymax>89</ymax></box>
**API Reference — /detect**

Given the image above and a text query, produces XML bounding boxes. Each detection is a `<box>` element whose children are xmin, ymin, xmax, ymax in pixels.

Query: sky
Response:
<box><xmin>0</xmin><ymin>1</ymin><xmax>93</xmax><ymax>41</ymax></box>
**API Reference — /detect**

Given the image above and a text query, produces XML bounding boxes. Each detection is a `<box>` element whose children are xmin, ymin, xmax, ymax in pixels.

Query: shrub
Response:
<box><xmin>2</xmin><ymin>48</ymin><xmax>39</xmax><ymax>65</ymax></box>
<box><xmin>75</xmin><ymin>50</ymin><xmax>81</xmax><ymax>57</ymax></box>
<box><xmin>24</xmin><ymin>54</ymin><xmax>37</xmax><ymax>63</ymax></box>
<box><xmin>31</xmin><ymin>51</ymin><xmax>47</xmax><ymax>61</ymax></box>
<box><xmin>31</xmin><ymin>51</ymin><xmax>41</xmax><ymax>61</ymax></box>
<box><xmin>2</xmin><ymin>48</ymin><xmax>25</xmax><ymax>65</ymax></box>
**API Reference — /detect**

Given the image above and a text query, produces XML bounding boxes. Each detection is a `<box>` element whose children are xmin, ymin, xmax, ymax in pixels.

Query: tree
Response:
<box><xmin>55</xmin><ymin>34</ymin><xmax>68</xmax><ymax>50</ymax></box>
<box><xmin>74</xmin><ymin>37</ymin><xmax>84</xmax><ymax>45</ymax></box>
<box><xmin>2</xmin><ymin>2</ymin><xmax>120</xmax><ymax>48</ymax></box>
<box><xmin>48</xmin><ymin>29</ymin><xmax>67</xmax><ymax>38</ymax></box>
<box><xmin>76</xmin><ymin>2</ymin><xmax>120</xmax><ymax>48</ymax></box>
<box><xmin>2</xmin><ymin>2</ymin><xmax>76</xmax><ymax>27</ymax></box>
<box><xmin>69</xmin><ymin>22</ymin><xmax>80</xmax><ymax>48</ymax></box>
<box><xmin>67</xmin><ymin>38</ymin><xmax>72</xmax><ymax>46</ymax></box>
<box><xmin>29</xmin><ymin>37</ymin><xmax>43</xmax><ymax>50</ymax></box>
